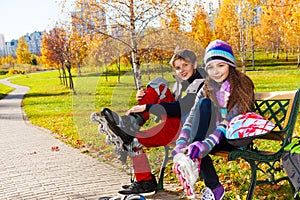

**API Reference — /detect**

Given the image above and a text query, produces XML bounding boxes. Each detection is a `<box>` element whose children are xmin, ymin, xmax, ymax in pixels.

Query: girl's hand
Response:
<box><xmin>126</xmin><ymin>105</ymin><xmax>146</xmax><ymax>115</ymax></box>
<box><xmin>136</xmin><ymin>88</ymin><xmax>145</xmax><ymax>101</ymax></box>
<box><xmin>187</xmin><ymin>141</ymin><xmax>203</xmax><ymax>159</ymax></box>
<box><xmin>172</xmin><ymin>142</ymin><xmax>187</xmax><ymax>157</ymax></box>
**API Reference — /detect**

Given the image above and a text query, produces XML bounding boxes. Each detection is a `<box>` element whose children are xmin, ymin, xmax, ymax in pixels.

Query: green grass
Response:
<box><xmin>0</xmin><ymin>74</ymin><xmax>15</xmax><ymax>99</ymax></box>
<box><xmin>248</xmin><ymin>70</ymin><xmax>300</xmax><ymax>92</ymax></box>
<box><xmin>5</xmin><ymin>67</ymin><xmax>300</xmax><ymax>200</ymax></box>
<box><xmin>243</xmin><ymin>50</ymin><xmax>299</xmax><ymax>71</ymax></box>
<box><xmin>9</xmin><ymin>72</ymin><xmax>79</xmax><ymax>144</ymax></box>
<box><xmin>0</xmin><ymin>83</ymin><xmax>14</xmax><ymax>99</ymax></box>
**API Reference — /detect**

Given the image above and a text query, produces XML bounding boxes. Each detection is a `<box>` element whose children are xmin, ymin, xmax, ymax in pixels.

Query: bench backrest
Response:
<box><xmin>253</xmin><ymin>89</ymin><xmax>300</xmax><ymax>145</ymax></box>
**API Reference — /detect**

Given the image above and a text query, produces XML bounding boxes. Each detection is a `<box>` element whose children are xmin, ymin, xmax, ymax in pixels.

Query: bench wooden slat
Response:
<box><xmin>212</xmin><ymin>150</ymin><xmax>229</xmax><ymax>157</ymax></box>
<box><xmin>255</xmin><ymin>90</ymin><xmax>296</xmax><ymax>129</ymax></box>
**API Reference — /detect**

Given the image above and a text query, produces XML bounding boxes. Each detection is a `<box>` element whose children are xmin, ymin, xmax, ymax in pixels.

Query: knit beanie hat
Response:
<box><xmin>204</xmin><ymin>40</ymin><xmax>236</xmax><ymax>70</ymax></box>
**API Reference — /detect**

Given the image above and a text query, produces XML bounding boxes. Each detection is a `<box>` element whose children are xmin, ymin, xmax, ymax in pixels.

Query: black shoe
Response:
<box><xmin>101</xmin><ymin>108</ymin><xmax>135</xmax><ymax>145</ymax></box>
<box><xmin>119</xmin><ymin>175</ymin><xmax>157</xmax><ymax>196</ymax></box>
<box><xmin>122</xmin><ymin>184</ymin><xmax>131</xmax><ymax>190</ymax></box>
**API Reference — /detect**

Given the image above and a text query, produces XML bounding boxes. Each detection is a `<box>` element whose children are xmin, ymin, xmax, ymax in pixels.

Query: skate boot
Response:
<box><xmin>101</xmin><ymin>108</ymin><xmax>145</xmax><ymax>145</ymax></box>
<box><xmin>90</xmin><ymin>111</ymin><xmax>129</xmax><ymax>155</ymax></box>
<box><xmin>90</xmin><ymin>111</ymin><xmax>143</xmax><ymax>158</ymax></box>
<box><xmin>172</xmin><ymin>153</ymin><xmax>201</xmax><ymax>199</ymax></box>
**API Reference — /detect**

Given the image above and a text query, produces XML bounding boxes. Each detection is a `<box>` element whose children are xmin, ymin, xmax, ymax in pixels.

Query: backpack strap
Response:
<box><xmin>172</xmin><ymin>74</ymin><xmax>183</xmax><ymax>100</ymax></box>
<box><xmin>146</xmin><ymin>77</ymin><xmax>169</xmax><ymax>100</ymax></box>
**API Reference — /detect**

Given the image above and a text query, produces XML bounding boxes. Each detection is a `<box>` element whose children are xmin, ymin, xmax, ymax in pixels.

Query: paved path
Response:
<box><xmin>0</xmin><ymin>78</ymin><xmax>182</xmax><ymax>200</ymax></box>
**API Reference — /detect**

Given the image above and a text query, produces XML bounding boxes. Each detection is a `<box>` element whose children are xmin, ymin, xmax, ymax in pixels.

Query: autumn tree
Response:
<box><xmin>62</xmin><ymin>0</ymin><xmax>191</xmax><ymax>90</ymax></box>
<box><xmin>260</xmin><ymin>1</ymin><xmax>278</xmax><ymax>58</ymax></box>
<box><xmin>214</xmin><ymin>0</ymin><xmax>260</xmax><ymax>72</ymax></box>
<box><xmin>16</xmin><ymin>37</ymin><xmax>32</xmax><ymax>65</ymax></box>
<box><xmin>258</xmin><ymin>0</ymin><xmax>296</xmax><ymax>60</ymax></box>
<box><xmin>165</xmin><ymin>9</ymin><xmax>181</xmax><ymax>32</ymax></box>
<box><xmin>188</xmin><ymin>5</ymin><xmax>213</xmax><ymax>60</ymax></box>
<box><xmin>40</xmin><ymin>34</ymin><xmax>55</xmax><ymax>69</ymax></box>
<box><xmin>68</xmin><ymin>0</ymin><xmax>107</xmax><ymax>76</ymax></box>
<box><xmin>41</xmin><ymin>27</ymin><xmax>76</xmax><ymax>94</ymax></box>
<box><xmin>289</xmin><ymin>0</ymin><xmax>300</xmax><ymax>53</ymax></box>
<box><xmin>235</xmin><ymin>0</ymin><xmax>263</xmax><ymax>71</ymax></box>
<box><xmin>1</xmin><ymin>55</ymin><xmax>16</xmax><ymax>68</ymax></box>
<box><xmin>41</xmin><ymin>27</ymin><xmax>66</xmax><ymax>85</ymax></box>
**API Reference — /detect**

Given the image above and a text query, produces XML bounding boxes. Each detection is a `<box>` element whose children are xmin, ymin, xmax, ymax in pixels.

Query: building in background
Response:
<box><xmin>197</xmin><ymin>0</ymin><xmax>262</xmax><ymax>28</ymax></box>
<box><xmin>199</xmin><ymin>0</ymin><xmax>221</xmax><ymax>15</ymax></box>
<box><xmin>0</xmin><ymin>31</ymin><xmax>43</xmax><ymax>57</ymax></box>
<box><xmin>0</xmin><ymin>34</ymin><xmax>6</xmax><ymax>57</ymax></box>
<box><xmin>24</xmin><ymin>31</ymin><xmax>44</xmax><ymax>56</ymax></box>
<box><xmin>5</xmin><ymin>40</ymin><xmax>18</xmax><ymax>57</ymax></box>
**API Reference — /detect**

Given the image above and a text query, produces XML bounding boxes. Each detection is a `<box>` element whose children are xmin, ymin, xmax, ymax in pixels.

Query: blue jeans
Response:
<box><xmin>190</xmin><ymin>98</ymin><xmax>235</xmax><ymax>189</ymax></box>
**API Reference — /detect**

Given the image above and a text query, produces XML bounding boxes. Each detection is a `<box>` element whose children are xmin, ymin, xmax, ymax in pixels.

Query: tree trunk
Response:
<box><xmin>63</xmin><ymin>68</ymin><xmax>68</xmax><ymax>87</ymax></box>
<box><xmin>129</xmin><ymin>0</ymin><xmax>142</xmax><ymax>90</ymax></box>
<box><xmin>240</xmin><ymin>28</ymin><xmax>246</xmax><ymax>73</ymax></box>
<box><xmin>117</xmin><ymin>56</ymin><xmax>121</xmax><ymax>84</ymax></box>
<box><xmin>58</xmin><ymin>68</ymin><xmax>63</xmax><ymax>85</ymax></box>
<box><xmin>66</xmin><ymin>62</ymin><xmax>76</xmax><ymax>95</ymax></box>
<box><xmin>251</xmin><ymin>30</ymin><xmax>255</xmax><ymax>71</ymax></box>
<box><xmin>147</xmin><ymin>64</ymin><xmax>150</xmax><ymax>81</ymax></box>
<box><xmin>61</xmin><ymin>63</ymin><xmax>68</xmax><ymax>87</ymax></box>
<box><xmin>77</xmin><ymin>62</ymin><xmax>81</xmax><ymax>77</ymax></box>
<box><xmin>160</xmin><ymin>57</ymin><xmax>164</xmax><ymax>78</ymax></box>
<box><xmin>272</xmin><ymin>43</ymin><xmax>275</xmax><ymax>58</ymax></box>
<box><xmin>276</xmin><ymin>38</ymin><xmax>280</xmax><ymax>59</ymax></box>
<box><xmin>105</xmin><ymin>64</ymin><xmax>108</xmax><ymax>82</ymax></box>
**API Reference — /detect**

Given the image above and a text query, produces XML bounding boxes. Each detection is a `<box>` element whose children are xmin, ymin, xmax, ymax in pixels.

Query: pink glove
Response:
<box><xmin>171</xmin><ymin>128</ymin><xmax>190</xmax><ymax>156</ymax></box>
<box><xmin>187</xmin><ymin>125</ymin><xmax>226</xmax><ymax>160</ymax></box>
<box><xmin>188</xmin><ymin>141</ymin><xmax>206</xmax><ymax>159</ymax></box>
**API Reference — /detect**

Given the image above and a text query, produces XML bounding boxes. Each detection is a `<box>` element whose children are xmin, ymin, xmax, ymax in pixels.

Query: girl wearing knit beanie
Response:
<box><xmin>172</xmin><ymin>40</ymin><xmax>255</xmax><ymax>199</ymax></box>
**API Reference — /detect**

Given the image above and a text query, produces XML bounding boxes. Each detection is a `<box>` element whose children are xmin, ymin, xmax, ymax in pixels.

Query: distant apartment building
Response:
<box><xmin>198</xmin><ymin>0</ymin><xmax>262</xmax><ymax>28</ymax></box>
<box><xmin>0</xmin><ymin>31</ymin><xmax>43</xmax><ymax>57</ymax></box>
<box><xmin>0</xmin><ymin>34</ymin><xmax>6</xmax><ymax>57</ymax></box>
<box><xmin>199</xmin><ymin>0</ymin><xmax>221</xmax><ymax>15</ymax></box>
<box><xmin>5</xmin><ymin>39</ymin><xmax>18</xmax><ymax>57</ymax></box>
<box><xmin>24</xmin><ymin>31</ymin><xmax>44</xmax><ymax>56</ymax></box>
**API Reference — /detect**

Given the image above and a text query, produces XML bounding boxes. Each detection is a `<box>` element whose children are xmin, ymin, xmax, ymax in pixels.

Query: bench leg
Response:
<box><xmin>287</xmin><ymin>178</ymin><xmax>300</xmax><ymax>200</ymax></box>
<box><xmin>157</xmin><ymin>146</ymin><xmax>171</xmax><ymax>191</ymax></box>
<box><xmin>246</xmin><ymin>159</ymin><xmax>257</xmax><ymax>200</ymax></box>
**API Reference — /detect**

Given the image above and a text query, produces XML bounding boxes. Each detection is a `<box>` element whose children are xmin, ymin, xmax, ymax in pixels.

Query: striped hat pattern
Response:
<box><xmin>204</xmin><ymin>40</ymin><xmax>236</xmax><ymax>70</ymax></box>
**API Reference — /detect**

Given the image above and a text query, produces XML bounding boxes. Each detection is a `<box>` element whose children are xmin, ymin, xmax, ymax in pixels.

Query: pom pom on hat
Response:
<box><xmin>204</xmin><ymin>40</ymin><xmax>236</xmax><ymax>70</ymax></box>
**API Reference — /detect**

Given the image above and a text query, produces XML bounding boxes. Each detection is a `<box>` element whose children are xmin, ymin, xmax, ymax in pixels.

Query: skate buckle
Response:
<box><xmin>125</xmin><ymin>138</ymin><xmax>143</xmax><ymax>157</ymax></box>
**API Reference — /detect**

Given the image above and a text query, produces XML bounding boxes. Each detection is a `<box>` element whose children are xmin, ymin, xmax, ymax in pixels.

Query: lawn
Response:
<box><xmin>3</xmin><ymin>67</ymin><xmax>300</xmax><ymax>199</ymax></box>
<box><xmin>0</xmin><ymin>83</ymin><xmax>14</xmax><ymax>99</ymax></box>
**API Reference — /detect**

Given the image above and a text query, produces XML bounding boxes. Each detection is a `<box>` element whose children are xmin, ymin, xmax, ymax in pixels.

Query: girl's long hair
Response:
<box><xmin>204</xmin><ymin>66</ymin><xmax>255</xmax><ymax>113</ymax></box>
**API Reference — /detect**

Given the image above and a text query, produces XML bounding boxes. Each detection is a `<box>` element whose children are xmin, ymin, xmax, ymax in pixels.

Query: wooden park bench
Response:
<box><xmin>157</xmin><ymin>88</ymin><xmax>300</xmax><ymax>200</ymax></box>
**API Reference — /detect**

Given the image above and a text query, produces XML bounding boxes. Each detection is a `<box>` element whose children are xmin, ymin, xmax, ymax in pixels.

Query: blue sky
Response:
<box><xmin>0</xmin><ymin>0</ymin><xmax>74</xmax><ymax>42</ymax></box>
